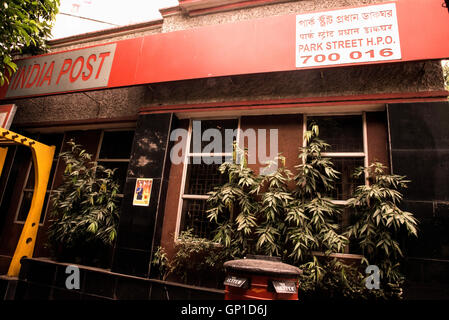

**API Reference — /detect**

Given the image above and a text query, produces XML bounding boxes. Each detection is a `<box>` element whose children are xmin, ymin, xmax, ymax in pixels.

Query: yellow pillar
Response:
<box><xmin>0</xmin><ymin>147</ymin><xmax>7</xmax><ymax>176</ymax></box>
<box><xmin>0</xmin><ymin>129</ymin><xmax>55</xmax><ymax>277</ymax></box>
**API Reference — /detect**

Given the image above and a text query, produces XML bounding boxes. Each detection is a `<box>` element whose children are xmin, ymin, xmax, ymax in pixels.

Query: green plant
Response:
<box><xmin>1</xmin><ymin>0</ymin><xmax>60</xmax><ymax>85</ymax></box>
<box><xmin>299</xmin><ymin>257</ymin><xmax>391</xmax><ymax>300</ymax></box>
<box><xmin>168</xmin><ymin>229</ymin><xmax>227</xmax><ymax>286</ymax></box>
<box><xmin>298</xmin><ymin>161</ymin><xmax>418</xmax><ymax>300</ymax></box>
<box><xmin>346</xmin><ymin>162</ymin><xmax>418</xmax><ymax>287</ymax></box>
<box><xmin>203</xmin><ymin>126</ymin><xmax>418</xmax><ymax>299</ymax></box>
<box><xmin>287</xmin><ymin>124</ymin><xmax>348</xmax><ymax>264</ymax></box>
<box><xmin>207</xmin><ymin>128</ymin><xmax>346</xmax><ymax>263</ymax></box>
<box><xmin>255</xmin><ymin>156</ymin><xmax>293</xmax><ymax>258</ymax></box>
<box><xmin>207</xmin><ymin>125</ymin><xmax>348</xmax><ymax>283</ymax></box>
<box><xmin>151</xmin><ymin>246</ymin><xmax>170</xmax><ymax>280</ymax></box>
<box><xmin>47</xmin><ymin>140</ymin><xmax>120</xmax><ymax>263</ymax></box>
<box><xmin>207</xmin><ymin>144</ymin><xmax>261</xmax><ymax>259</ymax></box>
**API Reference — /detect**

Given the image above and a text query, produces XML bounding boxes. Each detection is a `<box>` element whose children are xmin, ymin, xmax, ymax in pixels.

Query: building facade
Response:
<box><xmin>0</xmin><ymin>0</ymin><xmax>448</xmax><ymax>299</ymax></box>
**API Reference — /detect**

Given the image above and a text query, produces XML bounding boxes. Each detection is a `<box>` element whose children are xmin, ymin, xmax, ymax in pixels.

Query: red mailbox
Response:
<box><xmin>223</xmin><ymin>255</ymin><xmax>302</xmax><ymax>300</ymax></box>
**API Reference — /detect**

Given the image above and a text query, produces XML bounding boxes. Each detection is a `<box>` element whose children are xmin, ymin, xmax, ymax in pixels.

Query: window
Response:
<box><xmin>304</xmin><ymin>114</ymin><xmax>367</xmax><ymax>201</ymax></box>
<box><xmin>15</xmin><ymin>129</ymin><xmax>135</xmax><ymax>224</ymax></box>
<box><xmin>305</xmin><ymin>114</ymin><xmax>367</xmax><ymax>253</ymax></box>
<box><xmin>16</xmin><ymin>133</ymin><xmax>65</xmax><ymax>224</ymax></box>
<box><xmin>177</xmin><ymin>118</ymin><xmax>239</xmax><ymax>240</ymax></box>
<box><xmin>96</xmin><ymin>129</ymin><xmax>135</xmax><ymax>196</ymax></box>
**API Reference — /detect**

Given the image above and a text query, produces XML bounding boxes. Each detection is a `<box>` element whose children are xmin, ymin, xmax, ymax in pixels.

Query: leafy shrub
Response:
<box><xmin>151</xmin><ymin>246</ymin><xmax>170</xmax><ymax>280</ymax></box>
<box><xmin>203</xmin><ymin>125</ymin><xmax>418</xmax><ymax>299</ymax></box>
<box><xmin>345</xmin><ymin>162</ymin><xmax>418</xmax><ymax>293</ymax></box>
<box><xmin>156</xmin><ymin>229</ymin><xmax>228</xmax><ymax>287</ymax></box>
<box><xmin>207</xmin><ymin>145</ymin><xmax>261</xmax><ymax>259</ymax></box>
<box><xmin>47</xmin><ymin>140</ymin><xmax>120</xmax><ymax>266</ymax></box>
<box><xmin>299</xmin><ymin>258</ymin><xmax>391</xmax><ymax>301</ymax></box>
<box><xmin>287</xmin><ymin>124</ymin><xmax>348</xmax><ymax>262</ymax></box>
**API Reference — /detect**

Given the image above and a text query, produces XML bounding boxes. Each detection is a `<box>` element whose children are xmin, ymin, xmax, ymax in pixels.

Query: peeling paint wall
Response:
<box><xmin>145</xmin><ymin>60</ymin><xmax>445</xmax><ymax>106</ymax></box>
<box><xmin>7</xmin><ymin>85</ymin><xmax>149</xmax><ymax>125</ymax></box>
<box><xmin>162</xmin><ymin>0</ymin><xmax>392</xmax><ymax>33</ymax></box>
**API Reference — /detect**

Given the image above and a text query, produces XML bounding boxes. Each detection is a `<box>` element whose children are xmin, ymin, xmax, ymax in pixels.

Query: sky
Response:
<box><xmin>50</xmin><ymin>0</ymin><xmax>179</xmax><ymax>40</ymax></box>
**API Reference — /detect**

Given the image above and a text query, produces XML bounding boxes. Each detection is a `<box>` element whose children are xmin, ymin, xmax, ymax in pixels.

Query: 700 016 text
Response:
<box><xmin>299</xmin><ymin>47</ymin><xmax>394</xmax><ymax>65</ymax></box>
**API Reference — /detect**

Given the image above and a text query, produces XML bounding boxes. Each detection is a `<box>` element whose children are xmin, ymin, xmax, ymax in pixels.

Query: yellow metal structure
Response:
<box><xmin>0</xmin><ymin>147</ymin><xmax>7</xmax><ymax>176</ymax></box>
<box><xmin>0</xmin><ymin>128</ymin><xmax>55</xmax><ymax>277</ymax></box>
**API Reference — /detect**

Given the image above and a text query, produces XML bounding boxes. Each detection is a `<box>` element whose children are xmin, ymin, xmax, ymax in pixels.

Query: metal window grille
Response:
<box><xmin>177</xmin><ymin>118</ymin><xmax>239</xmax><ymax>240</ymax></box>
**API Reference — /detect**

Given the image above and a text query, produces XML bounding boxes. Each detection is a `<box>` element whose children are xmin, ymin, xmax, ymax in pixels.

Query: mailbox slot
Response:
<box><xmin>269</xmin><ymin>280</ymin><xmax>297</xmax><ymax>294</ymax></box>
<box><xmin>224</xmin><ymin>275</ymin><xmax>250</xmax><ymax>289</ymax></box>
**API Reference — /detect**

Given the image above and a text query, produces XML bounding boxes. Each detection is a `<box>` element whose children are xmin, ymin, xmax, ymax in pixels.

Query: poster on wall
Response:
<box><xmin>0</xmin><ymin>104</ymin><xmax>17</xmax><ymax>129</ymax></box>
<box><xmin>132</xmin><ymin>178</ymin><xmax>153</xmax><ymax>207</ymax></box>
<box><xmin>296</xmin><ymin>2</ymin><xmax>402</xmax><ymax>68</ymax></box>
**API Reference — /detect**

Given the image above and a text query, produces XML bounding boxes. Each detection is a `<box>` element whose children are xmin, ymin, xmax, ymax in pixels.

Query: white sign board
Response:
<box><xmin>296</xmin><ymin>3</ymin><xmax>401</xmax><ymax>68</ymax></box>
<box><xmin>271</xmin><ymin>280</ymin><xmax>297</xmax><ymax>294</ymax></box>
<box><xmin>224</xmin><ymin>276</ymin><xmax>248</xmax><ymax>288</ymax></box>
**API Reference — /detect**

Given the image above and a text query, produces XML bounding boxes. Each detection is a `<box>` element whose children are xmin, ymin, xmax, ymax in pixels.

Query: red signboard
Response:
<box><xmin>1</xmin><ymin>0</ymin><xmax>448</xmax><ymax>100</ymax></box>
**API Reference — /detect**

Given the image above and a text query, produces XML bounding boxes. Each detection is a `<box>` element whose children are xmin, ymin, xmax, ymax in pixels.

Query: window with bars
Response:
<box><xmin>305</xmin><ymin>114</ymin><xmax>367</xmax><ymax>253</ymax></box>
<box><xmin>96</xmin><ymin>130</ymin><xmax>135</xmax><ymax>196</ymax></box>
<box><xmin>178</xmin><ymin>119</ymin><xmax>239</xmax><ymax>240</ymax></box>
<box><xmin>305</xmin><ymin>114</ymin><xmax>366</xmax><ymax>201</ymax></box>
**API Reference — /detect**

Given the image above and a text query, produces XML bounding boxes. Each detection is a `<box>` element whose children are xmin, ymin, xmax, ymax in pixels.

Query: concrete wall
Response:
<box><xmin>162</xmin><ymin>0</ymin><xmax>392</xmax><ymax>33</ymax></box>
<box><xmin>6</xmin><ymin>59</ymin><xmax>444</xmax><ymax>126</ymax></box>
<box><xmin>144</xmin><ymin>60</ymin><xmax>444</xmax><ymax>107</ymax></box>
<box><xmin>7</xmin><ymin>86</ymin><xmax>148</xmax><ymax>125</ymax></box>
